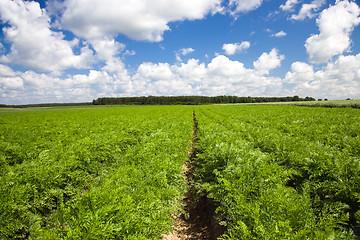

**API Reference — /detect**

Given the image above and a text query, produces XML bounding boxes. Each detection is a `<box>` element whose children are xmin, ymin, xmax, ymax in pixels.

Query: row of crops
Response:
<box><xmin>1</xmin><ymin>104</ymin><xmax>359</xmax><ymax>239</ymax></box>
<box><xmin>194</xmin><ymin>105</ymin><xmax>360</xmax><ymax>239</ymax></box>
<box><xmin>0</xmin><ymin>106</ymin><xmax>193</xmax><ymax>239</ymax></box>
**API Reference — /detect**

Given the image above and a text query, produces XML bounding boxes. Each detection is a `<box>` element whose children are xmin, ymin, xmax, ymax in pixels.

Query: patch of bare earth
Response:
<box><xmin>163</xmin><ymin>111</ymin><xmax>226</xmax><ymax>240</ymax></box>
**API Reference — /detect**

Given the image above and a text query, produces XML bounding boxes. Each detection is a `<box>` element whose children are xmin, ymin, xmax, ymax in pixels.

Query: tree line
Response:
<box><xmin>92</xmin><ymin>95</ymin><xmax>316</xmax><ymax>105</ymax></box>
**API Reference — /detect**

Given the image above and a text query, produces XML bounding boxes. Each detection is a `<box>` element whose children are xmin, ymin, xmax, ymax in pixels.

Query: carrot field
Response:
<box><xmin>0</xmin><ymin>104</ymin><xmax>359</xmax><ymax>239</ymax></box>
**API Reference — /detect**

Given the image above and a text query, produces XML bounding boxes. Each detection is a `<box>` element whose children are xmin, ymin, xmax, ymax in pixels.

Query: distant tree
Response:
<box><xmin>292</xmin><ymin>95</ymin><xmax>300</xmax><ymax>101</ymax></box>
<box><xmin>304</xmin><ymin>96</ymin><xmax>316</xmax><ymax>101</ymax></box>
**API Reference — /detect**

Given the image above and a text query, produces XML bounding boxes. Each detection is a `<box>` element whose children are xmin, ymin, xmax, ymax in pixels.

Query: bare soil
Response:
<box><xmin>163</xmin><ymin>111</ymin><xmax>226</xmax><ymax>240</ymax></box>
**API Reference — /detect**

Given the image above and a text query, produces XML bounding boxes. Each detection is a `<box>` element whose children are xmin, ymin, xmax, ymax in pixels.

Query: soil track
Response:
<box><xmin>163</xmin><ymin>111</ymin><xmax>225</xmax><ymax>240</ymax></box>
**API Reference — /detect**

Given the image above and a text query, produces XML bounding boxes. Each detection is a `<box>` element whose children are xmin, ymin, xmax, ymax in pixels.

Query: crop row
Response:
<box><xmin>1</xmin><ymin>104</ymin><xmax>359</xmax><ymax>239</ymax></box>
<box><xmin>193</xmin><ymin>105</ymin><xmax>360</xmax><ymax>239</ymax></box>
<box><xmin>0</xmin><ymin>106</ymin><xmax>193</xmax><ymax>239</ymax></box>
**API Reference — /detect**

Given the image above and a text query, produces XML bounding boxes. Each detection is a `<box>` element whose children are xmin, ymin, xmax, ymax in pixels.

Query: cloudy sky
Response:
<box><xmin>0</xmin><ymin>0</ymin><xmax>359</xmax><ymax>104</ymax></box>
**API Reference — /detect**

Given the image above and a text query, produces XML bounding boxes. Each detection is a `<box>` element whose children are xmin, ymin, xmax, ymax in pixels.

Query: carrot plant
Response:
<box><xmin>0</xmin><ymin>106</ymin><xmax>193</xmax><ymax>239</ymax></box>
<box><xmin>2</xmin><ymin>104</ymin><xmax>359</xmax><ymax>239</ymax></box>
<box><xmin>193</xmin><ymin>105</ymin><xmax>360</xmax><ymax>239</ymax></box>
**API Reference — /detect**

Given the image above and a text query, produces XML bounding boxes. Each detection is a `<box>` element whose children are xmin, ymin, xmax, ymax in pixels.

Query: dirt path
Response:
<box><xmin>163</xmin><ymin>111</ymin><xmax>225</xmax><ymax>240</ymax></box>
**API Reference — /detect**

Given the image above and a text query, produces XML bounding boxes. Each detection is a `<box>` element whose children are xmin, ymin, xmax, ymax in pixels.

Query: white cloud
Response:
<box><xmin>133</xmin><ymin>53</ymin><xmax>284</xmax><ymax>97</ymax></box>
<box><xmin>280</xmin><ymin>0</ymin><xmax>299</xmax><ymax>12</ymax></box>
<box><xmin>132</xmin><ymin>62</ymin><xmax>194</xmax><ymax>96</ymax></box>
<box><xmin>0</xmin><ymin>76</ymin><xmax>24</xmax><ymax>90</ymax></box>
<box><xmin>135</xmin><ymin>62</ymin><xmax>175</xmax><ymax>82</ymax></box>
<box><xmin>272</xmin><ymin>31</ymin><xmax>287</xmax><ymax>37</ymax></box>
<box><xmin>176</xmin><ymin>48</ymin><xmax>195</xmax><ymax>62</ymax></box>
<box><xmin>291</xmin><ymin>0</ymin><xmax>325</xmax><ymax>21</ymax></box>
<box><xmin>54</xmin><ymin>0</ymin><xmax>222</xmax><ymax>42</ymax></box>
<box><xmin>207</xmin><ymin>55</ymin><xmax>249</xmax><ymax>78</ymax></box>
<box><xmin>71</xmin><ymin>70</ymin><xmax>114</xmax><ymax>87</ymax></box>
<box><xmin>175</xmin><ymin>59</ymin><xmax>207</xmax><ymax>82</ymax></box>
<box><xmin>229</xmin><ymin>0</ymin><xmax>263</xmax><ymax>15</ymax></box>
<box><xmin>0</xmin><ymin>43</ymin><xmax>5</xmax><ymax>54</ymax></box>
<box><xmin>90</xmin><ymin>38</ymin><xmax>125</xmax><ymax>62</ymax></box>
<box><xmin>0</xmin><ymin>64</ymin><xmax>16</xmax><ymax>77</ymax></box>
<box><xmin>284</xmin><ymin>53</ymin><xmax>360</xmax><ymax>99</ymax></box>
<box><xmin>124</xmin><ymin>50</ymin><xmax>136</xmax><ymax>57</ymax></box>
<box><xmin>2</xmin><ymin>48</ymin><xmax>359</xmax><ymax>104</ymax></box>
<box><xmin>204</xmin><ymin>55</ymin><xmax>283</xmax><ymax>96</ymax></box>
<box><xmin>222</xmin><ymin>41</ymin><xmax>251</xmax><ymax>55</ymax></box>
<box><xmin>89</xmin><ymin>38</ymin><xmax>131</xmax><ymax>78</ymax></box>
<box><xmin>253</xmin><ymin>48</ymin><xmax>285</xmax><ymax>75</ymax></box>
<box><xmin>0</xmin><ymin>50</ymin><xmax>285</xmax><ymax>104</ymax></box>
<box><xmin>0</xmin><ymin>0</ymin><xmax>94</xmax><ymax>72</ymax></box>
<box><xmin>305</xmin><ymin>0</ymin><xmax>360</xmax><ymax>64</ymax></box>
<box><xmin>180</xmin><ymin>48</ymin><xmax>195</xmax><ymax>56</ymax></box>
<box><xmin>284</xmin><ymin>62</ymin><xmax>315</xmax><ymax>83</ymax></box>
<box><xmin>0</xmin><ymin>67</ymin><xmax>134</xmax><ymax>104</ymax></box>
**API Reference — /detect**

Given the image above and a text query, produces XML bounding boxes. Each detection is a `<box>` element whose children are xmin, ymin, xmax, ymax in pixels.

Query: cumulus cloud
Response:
<box><xmin>0</xmin><ymin>43</ymin><xmax>5</xmax><ymax>54</ymax></box>
<box><xmin>124</xmin><ymin>50</ymin><xmax>136</xmax><ymax>57</ymax></box>
<box><xmin>0</xmin><ymin>0</ymin><xmax>94</xmax><ymax>72</ymax></box>
<box><xmin>1</xmin><ymin>42</ymin><xmax>359</xmax><ymax>104</ymax></box>
<box><xmin>119</xmin><ymin>51</ymin><xmax>285</xmax><ymax>97</ymax></box>
<box><xmin>305</xmin><ymin>0</ymin><xmax>360</xmax><ymax>64</ymax></box>
<box><xmin>54</xmin><ymin>0</ymin><xmax>222</xmax><ymax>42</ymax></box>
<box><xmin>207</xmin><ymin>55</ymin><xmax>248</xmax><ymax>78</ymax></box>
<box><xmin>222</xmin><ymin>41</ymin><xmax>251</xmax><ymax>55</ymax></box>
<box><xmin>0</xmin><ymin>64</ymin><xmax>25</xmax><ymax>92</ymax></box>
<box><xmin>280</xmin><ymin>0</ymin><xmax>299</xmax><ymax>12</ymax></box>
<box><xmin>180</xmin><ymin>48</ymin><xmax>195</xmax><ymax>56</ymax></box>
<box><xmin>88</xmin><ymin>38</ymin><xmax>131</xmax><ymax>79</ymax></box>
<box><xmin>291</xmin><ymin>0</ymin><xmax>325</xmax><ymax>21</ymax></box>
<box><xmin>284</xmin><ymin>62</ymin><xmax>315</xmax><ymax>84</ymax></box>
<box><xmin>0</xmin><ymin>64</ymin><xmax>16</xmax><ymax>77</ymax></box>
<box><xmin>284</xmin><ymin>53</ymin><xmax>360</xmax><ymax>99</ymax></box>
<box><xmin>135</xmin><ymin>62</ymin><xmax>175</xmax><ymax>82</ymax></box>
<box><xmin>229</xmin><ymin>0</ymin><xmax>263</xmax><ymax>15</ymax></box>
<box><xmin>175</xmin><ymin>48</ymin><xmax>195</xmax><ymax>62</ymax></box>
<box><xmin>272</xmin><ymin>31</ymin><xmax>287</xmax><ymax>37</ymax></box>
<box><xmin>205</xmin><ymin>55</ymin><xmax>283</xmax><ymax>96</ymax></box>
<box><xmin>132</xmin><ymin>62</ymin><xmax>194</xmax><ymax>96</ymax></box>
<box><xmin>0</xmin><ymin>64</ymin><xmax>23</xmax><ymax>90</ymax></box>
<box><xmin>0</xmin><ymin>50</ymin><xmax>286</xmax><ymax>104</ymax></box>
<box><xmin>253</xmin><ymin>48</ymin><xmax>285</xmax><ymax>75</ymax></box>
<box><xmin>0</xmin><ymin>66</ymin><xmax>134</xmax><ymax>104</ymax></box>
<box><xmin>90</xmin><ymin>38</ymin><xmax>125</xmax><ymax>62</ymax></box>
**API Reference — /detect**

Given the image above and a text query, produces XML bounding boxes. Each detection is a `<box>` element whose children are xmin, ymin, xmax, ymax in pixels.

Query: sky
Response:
<box><xmin>0</xmin><ymin>0</ymin><xmax>360</xmax><ymax>104</ymax></box>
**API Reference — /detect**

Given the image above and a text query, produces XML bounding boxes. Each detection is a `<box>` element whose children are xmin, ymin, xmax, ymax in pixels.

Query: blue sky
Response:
<box><xmin>0</xmin><ymin>0</ymin><xmax>360</xmax><ymax>104</ymax></box>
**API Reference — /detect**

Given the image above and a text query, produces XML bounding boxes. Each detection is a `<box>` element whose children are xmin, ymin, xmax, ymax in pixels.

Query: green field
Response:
<box><xmin>290</xmin><ymin>99</ymin><xmax>360</xmax><ymax>108</ymax></box>
<box><xmin>195</xmin><ymin>105</ymin><xmax>360</xmax><ymax>239</ymax></box>
<box><xmin>217</xmin><ymin>99</ymin><xmax>360</xmax><ymax>109</ymax></box>
<box><xmin>1</xmin><ymin>105</ymin><xmax>359</xmax><ymax>239</ymax></box>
